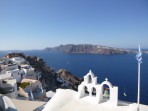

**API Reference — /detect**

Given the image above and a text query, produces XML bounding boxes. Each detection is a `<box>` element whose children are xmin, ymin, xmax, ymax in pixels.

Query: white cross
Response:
<box><xmin>105</xmin><ymin>78</ymin><xmax>108</xmax><ymax>81</ymax></box>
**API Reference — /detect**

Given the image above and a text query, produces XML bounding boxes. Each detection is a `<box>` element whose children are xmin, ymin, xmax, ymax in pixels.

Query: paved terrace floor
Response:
<box><xmin>11</xmin><ymin>97</ymin><xmax>46</xmax><ymax>111</ymax></box>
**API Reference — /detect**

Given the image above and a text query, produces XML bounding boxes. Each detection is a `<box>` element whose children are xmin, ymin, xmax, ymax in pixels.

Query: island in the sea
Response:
<box><xmin>44</xmin><ymin>44</ymin><xmax>132</xmax><ymax>54</ymax></box>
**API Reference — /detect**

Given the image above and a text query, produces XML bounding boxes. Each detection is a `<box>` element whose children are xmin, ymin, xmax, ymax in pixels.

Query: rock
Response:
<box><xmin>56</xmin><ymin>69</ymin><xmax>82</xmax><ymax>91</ymax></box>
<box><xmin>26</xmin><ymin>56</ymin><xmax>56</xmax><ymax>91</ymax></box>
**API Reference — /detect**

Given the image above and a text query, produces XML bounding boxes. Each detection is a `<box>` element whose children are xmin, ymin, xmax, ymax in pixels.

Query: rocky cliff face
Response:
<box><xmin>44</xmin><ymin>44</ymin><xmax>130</xmax><ymax>54</ymax></box>
<box><xmin>4</xmin><ymin>53</ymin><xmax>82</xmax><ymax>91</ymax></box>
<box><xmin>26</xmin><ymin>56</ymin><xmax>56</xmax><ymax>91</ymax></box>
<box><xmin>56</xmin><ymin>69</ymin><xmax>82</xmax><ymax>91</ymax></box>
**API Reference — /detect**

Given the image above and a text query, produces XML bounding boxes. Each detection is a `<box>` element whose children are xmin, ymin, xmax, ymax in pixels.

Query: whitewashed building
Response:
<box><xmin>10</xmin><ymin>57</ymin><xmax>26</xmax><ymax>65</ymax></box>
<box><xmin>6</xmin><ymin>69</ymin><xmax>25</xmax><ymax>82</ymax></box>
<box><xmin>0</xmin><ymin>72</ymin><xmax>18</xmax><ymax>98</ymax></box>
<box><xmin>20</xmin><ymin>64</ymin><xmax>32</xmax><ymax>69</ymax></box>
<box><xmin>0</xmin><ymin>71</ymin><xmax>12</xmax><ymax>80</ymax></box>
<box><xmin>23</xmin><ymin>68</ymin><xmax>35</xmax><ymax>76</ymax></box>
<box><xmin>1</xmin><ymin>64</ymin><xmax>18</xmax><ymax>71</ymax></box>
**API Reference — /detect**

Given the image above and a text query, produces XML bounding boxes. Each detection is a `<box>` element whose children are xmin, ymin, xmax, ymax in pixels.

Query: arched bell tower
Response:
<box><xmin>77</xmin><ymin>70</ymin><xmax>118</xmax><ymax>106</ymax></box>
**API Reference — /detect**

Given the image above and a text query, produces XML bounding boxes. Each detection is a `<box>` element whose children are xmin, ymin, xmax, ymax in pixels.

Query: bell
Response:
<box><xmin>103</xmin><ymin>88</ymin><xmax>109</xmax><ymax>98</ymax></box>
<box><xmin>92</xmin><ymin>88</ymin><xmax>96</xmax><ymax>95</ymax></box>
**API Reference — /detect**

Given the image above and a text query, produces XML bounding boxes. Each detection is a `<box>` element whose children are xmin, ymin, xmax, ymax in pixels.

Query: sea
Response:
<box><xmin>0</xmin><ymin>50</ymin><xmax>148</xmax><ymax>105</ymax></box>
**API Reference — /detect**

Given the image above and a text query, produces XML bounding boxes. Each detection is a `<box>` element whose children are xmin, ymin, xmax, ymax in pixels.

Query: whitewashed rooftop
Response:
<box><xmin>43</xmin><ymin>70</ymin><xmax>148</xmax><ymax>111</ymax></box>
<box><xmin>43</xmin><ymin>89</ymin><xmax>148</xmax><ymax>111</ymax></box>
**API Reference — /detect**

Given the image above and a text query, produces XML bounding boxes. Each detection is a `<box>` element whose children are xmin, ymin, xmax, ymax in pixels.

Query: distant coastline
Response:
<box><xmin>44</xmin><ymin>44</ymin><xmax>133</xmax><ymax>55</ymax></box>
<box><xmin>0</xmin><ymin>45</ymin><xmax>148</xmax><ymax>54</ymax></box>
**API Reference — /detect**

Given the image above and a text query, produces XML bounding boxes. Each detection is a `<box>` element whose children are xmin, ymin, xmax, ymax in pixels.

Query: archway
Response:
<box><xmin>102</xmin><ymin>84</ymin><xmax>110</xmax><ymax>100</ymax></box>
<box><xmin>84</xmin><ymin>86</ymin><xmax>89</xmax><ymax>94</ymax></box>
<box><xmin>100</xmin><ymin>80</ymin><xmax>113</xmax><ymax>101</ymax></box>
<box><xmin>91</xmin><ymin>87</ymin><xmax>96</xmax><ymax>96</ymax></box>
<box><xmin>88</xmin><ymin>75</ymin><xmax>92</xmax><ymax>83</ymax></box>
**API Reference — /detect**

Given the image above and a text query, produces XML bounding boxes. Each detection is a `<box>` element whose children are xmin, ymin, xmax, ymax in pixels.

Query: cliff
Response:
<box><xmin>56</xmin><ymin>69</ymin><xmax>82</xmax><ymax>91</ymax></box>
<box><xmin>44</xmin><ymin>44</ymin><xmax>131</xmax><ymax>54</ymax></box>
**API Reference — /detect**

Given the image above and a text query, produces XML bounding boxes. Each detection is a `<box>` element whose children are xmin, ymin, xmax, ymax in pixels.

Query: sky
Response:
<box><xmin>0</xmin><ymin>0</ymin><xmax>148</xmax><ymax>50</ymax></box>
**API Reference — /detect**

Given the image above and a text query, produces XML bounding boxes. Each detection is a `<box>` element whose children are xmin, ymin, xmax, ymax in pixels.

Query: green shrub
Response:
<box><xmin>19</xmin><ymin>82</ymin><xmax>30</xmax><ymax>89</ymax></box>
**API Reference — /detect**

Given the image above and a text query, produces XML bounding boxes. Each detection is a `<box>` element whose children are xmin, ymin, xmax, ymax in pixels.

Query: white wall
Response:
<box><xmin>0</xmin><ymin>72</ymin><xmax>11</xmax><ymax>80</ymax></box>
<box><xmin>3</xmin><ymin>78</ymin><xmax>18</xmax><ymax>98</ymax></box>
<box><xmin>110</xmin><ymin>86</ymin><xmax>118</xmax><ymax>106</ymax></box>
<box><xmin>7</xmin><ymin>69</ymin><xmax>25</xmax><ymax>82</ymax></box>
<box><xmin>4</xmin><ymin>64</ymin><xmax>18</xmax><ymax>71</ymax></box>
<box><xmin>10</xmin><ymin>70</ymin><xmax>21</xmax><ymax>82</ymax></box>
<box><xmin>23</xmin><ymin>68</ymin><xmax>35</xmax><ymax>76</ymax></box>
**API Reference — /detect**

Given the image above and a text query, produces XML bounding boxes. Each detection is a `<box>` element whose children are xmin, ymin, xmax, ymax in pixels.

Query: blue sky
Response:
<box><xmin>0</xmin><ymin>0</ymin><xmax>148</xmax><ymax>50</ymax></box>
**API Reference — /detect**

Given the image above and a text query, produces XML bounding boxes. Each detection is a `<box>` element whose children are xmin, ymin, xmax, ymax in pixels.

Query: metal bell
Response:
<box><xmin>103</xmin><ymin>88</ymin><xmax>109</xmax><ymax>98</ymax></box>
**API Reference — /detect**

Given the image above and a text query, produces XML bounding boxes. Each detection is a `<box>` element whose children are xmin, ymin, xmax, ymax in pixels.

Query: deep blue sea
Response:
<box><xmin>0</xmin><ymin>50</ymin><xmax>148</xmax><ymax>105</ymax></box>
